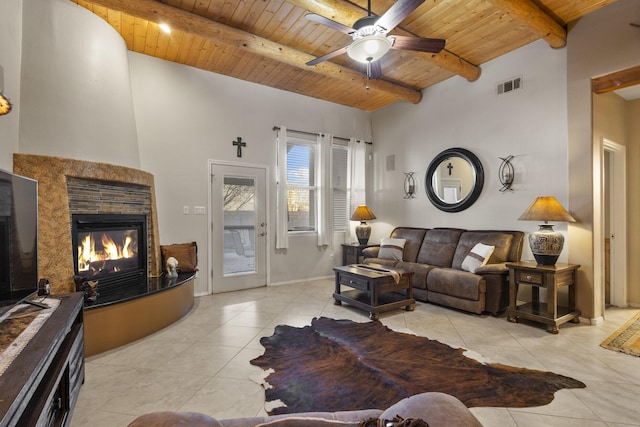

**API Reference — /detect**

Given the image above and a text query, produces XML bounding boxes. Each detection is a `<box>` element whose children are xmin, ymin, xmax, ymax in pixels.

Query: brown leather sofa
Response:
<box><xmin>363</xmin><ymin>227</ymin><xmax>524</xmax><ymax>315</ymax></box>
<box><xmin>127</xmin><ymin>392</ymin><xmax>482</xmax><ymax>426</ymax></box>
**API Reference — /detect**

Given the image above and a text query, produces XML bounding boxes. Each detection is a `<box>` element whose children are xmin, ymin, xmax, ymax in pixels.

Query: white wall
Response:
<box><xmin>0</xmin><ymin>0</ymin><xmax>23</xmax><ymax>171</ymax></box>
<box><xmin>128</xmin><ymin>50</ymin><xmax>372</xmax><ymax>293</ymax></box>
<box><xmin>18</xmin><ymin>0</ymin><xmax>139</xmax><ymax>167</ymax></box>
<box><xmin>567</xmin><ymin>0</ymin><xmax>640</xmax><ymax>319</ymax></box>
<box><xmin>370</xmin><ymin>40</ymin><xmax>569</xmax><ymax>264</ymax></box>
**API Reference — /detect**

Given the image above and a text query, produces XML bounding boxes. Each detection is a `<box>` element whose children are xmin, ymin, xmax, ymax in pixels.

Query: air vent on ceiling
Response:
<box><xmin>497</xmin><ymin>76</ymin><xmax>522</xmax><ymax>95</ymax></box>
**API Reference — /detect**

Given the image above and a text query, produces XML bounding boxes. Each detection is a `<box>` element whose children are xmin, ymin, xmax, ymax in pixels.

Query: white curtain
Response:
<box><xmin>275</xmin><ymin>126</ymin><xmax>289</xmax><ymax>249</ymax></box>
<box><xmin>317</xmin><ymin>134</ymin><xmax>332</xmax><ymax>246</ymax></box>
<box><xmin>347</xmin><ymin>138</ymin><xmax>367</xmax><ymax>243</ymax></box>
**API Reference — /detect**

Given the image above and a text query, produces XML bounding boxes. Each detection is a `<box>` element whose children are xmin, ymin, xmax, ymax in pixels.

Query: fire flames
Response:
<box><xmin>77</xmin><ymin>232</ymin><xmax>135</xmax><ymax>272</ymax></box>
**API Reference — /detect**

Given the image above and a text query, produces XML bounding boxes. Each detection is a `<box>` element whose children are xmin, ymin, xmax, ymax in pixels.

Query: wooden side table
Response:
<box><xmin>341</xmin><ymin>243</ymin><xmax>379</xmax><ymax>265</ymax></box>
<box><xmin>506</xmin><ymin>261</ymin><xmax>581</xmax><ymax>334</ymax></box>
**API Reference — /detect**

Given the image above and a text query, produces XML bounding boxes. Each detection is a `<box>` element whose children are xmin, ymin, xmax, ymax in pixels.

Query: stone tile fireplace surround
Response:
<box><xmin>13</xmin><ymin>154</ymin><xmax>162</xmax><ymax>295</ymax></box>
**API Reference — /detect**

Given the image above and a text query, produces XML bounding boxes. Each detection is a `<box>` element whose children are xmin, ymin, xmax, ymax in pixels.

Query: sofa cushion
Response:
<box><xmin>416</xmin><ymin>228</ymin><xmax>464</xmax><ymax>267</ymax></box>
<box><xmin>380</xmin><ymin>392</ymin><xmax>482</xmax><ymax>427</ymax></box>
<box><xmin>388</xmin><ymin>228</ymin><xmax>428</xmax><ymax>262</ymax></box>
<box><xmin>427</xmin><ymin>268</ymin><xmax>486</xmax><ymax>300</ymax></box>
<box><xmin>256</xmin><ymin>418</ymin><xmax>358</xmax><ymax>427</ymax></box>
<box><xmin>461</xmin><ymin>243</ymin><xmax>495</xmax><ymax>273</ymax></box>
<box><xmin>378</xmin><ymin>237</ymin><xmax>406</xmax><ymax>261</ymax></box>
<box><xmin>394</xmin><ymin>262</ymin><xmax>437</xmax><ymax>290</ymax></box>
<box><xmin>452</xmin><ymin>232</ymin><xmax>513</xmax><ymax>270</ymax></box>
<box><xmin>128</xmin><ymin>411</ymin><xmax>223</xmax><ymax>426</ymax></box>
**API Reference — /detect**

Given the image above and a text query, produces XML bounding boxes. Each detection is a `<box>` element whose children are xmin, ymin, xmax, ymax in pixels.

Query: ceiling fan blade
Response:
<box><xmin>305</xmin><ymin>13</ymin><xmax>354</xmax><ymax>35</ymax></box>
<box><xmin>391</xmin><ymin>35</ymin><xmax>445</xmax><ymax>53</ymax></box>
<box><xmin>368</xmin><ymin>60</ymin><xmax>383</xmax><ymax>79</ymax></box>
<box><xmin>376</xmin><ymin>0</ymin><xmax>425</xmax><ymax>33</ymax></box>
<box><xmin>306</xmin><ymin>46</ymin><xmax>349</xmax><ymax>66</ymax></box>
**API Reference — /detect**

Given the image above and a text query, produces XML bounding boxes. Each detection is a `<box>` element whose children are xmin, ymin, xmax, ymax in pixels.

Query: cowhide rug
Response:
<box><xmin>250</xmin><ymin>317</ymin><xmax>585</xmax><ymax>415</ymax></box>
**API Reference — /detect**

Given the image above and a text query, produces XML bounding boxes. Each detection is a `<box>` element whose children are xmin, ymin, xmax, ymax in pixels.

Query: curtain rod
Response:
<box><xmin>272</xmin><ymin>126</ymin><xmax>372</xmax><ymax>144</ymax></box>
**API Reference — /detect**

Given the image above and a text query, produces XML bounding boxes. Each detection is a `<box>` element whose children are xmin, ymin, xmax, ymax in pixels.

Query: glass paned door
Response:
<box><xmin>211</xmin><ymin>163</ymin><xmax>267</xmax><ymax>293</ymax></box>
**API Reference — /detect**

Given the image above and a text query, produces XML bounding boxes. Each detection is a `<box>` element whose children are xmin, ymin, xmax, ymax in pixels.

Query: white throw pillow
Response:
<box><xmin>461</xmin><ymin>243</ymin><xmax>495</xmax><ymax>273</ymax></box>
<box><xmin>378</xmin><ymin>237</ymin><xmax>406</xmax><ymax>261</ymax></box>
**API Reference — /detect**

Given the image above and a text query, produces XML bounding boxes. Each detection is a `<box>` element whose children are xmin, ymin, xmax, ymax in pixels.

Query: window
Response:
<box><xmin>277</xmin><ymin>129</ymin><xmax>356</xmax><ymax>247</ymax></box>
<box><xmin>286</xmin><ymin>139</ymin><xmax>316</xmax><ymax>232</ymax></box>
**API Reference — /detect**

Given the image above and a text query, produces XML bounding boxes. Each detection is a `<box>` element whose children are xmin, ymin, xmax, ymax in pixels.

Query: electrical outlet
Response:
<box><xmin>183</xmin><ymin>205</ymin><xmax>189</xmax><ymax>214</ymax></box>
<box><xmin>194</xmin><ymin>206</ymin><xmax>206</xmax><ymax>215</ymax></box>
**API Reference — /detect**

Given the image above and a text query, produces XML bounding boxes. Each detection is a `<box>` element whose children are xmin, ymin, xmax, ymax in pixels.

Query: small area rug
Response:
<box><xmin>250</xmin><ymin>317</ymin><xmax>585</xmax><ymax>415</ymax></box>
<box><xmin>600</xmin><ymin>311</ymin><xmax>640</xmax><ymax>357</ymax></box>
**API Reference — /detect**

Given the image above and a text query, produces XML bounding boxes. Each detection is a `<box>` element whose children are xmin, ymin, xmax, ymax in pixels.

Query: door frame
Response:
<box><xmin>601</xmin><ymin>138</ymin><xmax>627</xmax><ymax>308</ymax></box>
<box><xmin>207</xmin><ymin>160</ymin><xmax>270</xmax><ymax>295</ymax></box>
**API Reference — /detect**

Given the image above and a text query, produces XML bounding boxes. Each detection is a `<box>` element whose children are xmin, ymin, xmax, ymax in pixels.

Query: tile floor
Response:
<box><xmin>71</xmin><ymin>278</ymin><xmax>640</xmax><ymax>427</ymax></box>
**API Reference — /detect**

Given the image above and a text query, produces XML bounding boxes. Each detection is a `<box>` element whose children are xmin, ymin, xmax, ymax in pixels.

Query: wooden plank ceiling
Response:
<box><xmin>71</xmin><ymin>0</ymin><xmax>618</xmax><ymax>111</ymax></box>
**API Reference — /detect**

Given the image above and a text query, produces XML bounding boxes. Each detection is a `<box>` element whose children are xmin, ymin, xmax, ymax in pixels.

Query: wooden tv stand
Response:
<box><xmin>0</xmin><ymin>293</ymin><xmax>84</xmax><ymax>427</ymax></box>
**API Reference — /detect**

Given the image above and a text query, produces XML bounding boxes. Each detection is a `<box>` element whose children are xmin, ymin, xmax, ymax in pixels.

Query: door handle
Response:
<box><xmin>259</xmin><ymin>232</ymin><xmax>267</xmax><ymax>237</ymax></box>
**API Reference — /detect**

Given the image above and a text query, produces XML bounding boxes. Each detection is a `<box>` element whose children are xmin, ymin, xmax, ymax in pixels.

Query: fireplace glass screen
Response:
<box><xmin>72</xmin><ymin>214</ymin><xmax>147</xmax><ymax>301</ymax></box>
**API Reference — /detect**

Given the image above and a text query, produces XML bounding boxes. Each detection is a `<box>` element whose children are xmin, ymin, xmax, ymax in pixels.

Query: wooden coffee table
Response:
<box><xmin>333</xmin><ymin>264</ymin><xmax>415</xmax><ymax>320</ymax></box>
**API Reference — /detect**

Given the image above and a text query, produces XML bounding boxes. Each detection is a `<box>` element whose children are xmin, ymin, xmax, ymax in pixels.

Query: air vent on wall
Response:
<box><xmin>497</xmin><ymin>76</ymin><xmax>522</xmax><ymax>94</ymax></box>
<box><xmin>386</xmin><ymin>154</ymin><xmax>395</xmax><ymax>172</ymax></box>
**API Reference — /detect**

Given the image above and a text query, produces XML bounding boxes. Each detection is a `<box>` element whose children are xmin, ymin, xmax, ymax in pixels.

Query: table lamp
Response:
<box><xmin>518</xmin><ymin>196</ymin><xmax>576</xmax><ymax>265</ymax></box>
<box><xmin>350</xmin><ymin>205</ymin><xmax>376</xmax><ymax>245</ymax></box>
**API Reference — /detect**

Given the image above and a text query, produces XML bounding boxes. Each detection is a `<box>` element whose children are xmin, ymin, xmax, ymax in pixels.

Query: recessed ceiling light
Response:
<box><xmin>159</xmin><ymin>23</ymin><xmax>171</xmax><ymax>34</ymax></box>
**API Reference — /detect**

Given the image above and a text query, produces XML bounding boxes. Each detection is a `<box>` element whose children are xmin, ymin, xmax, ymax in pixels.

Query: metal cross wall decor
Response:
<box><xmin>233</xmin><ymin>137</ymin><xmax>247</xmax><ymax>157</ymax></box>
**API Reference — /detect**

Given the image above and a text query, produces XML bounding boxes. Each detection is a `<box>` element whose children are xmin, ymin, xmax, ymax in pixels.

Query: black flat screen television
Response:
<box><xmin>0</xmin><ymin>168</ymin><xmax>39</xmax><ymax>319</ymax></box>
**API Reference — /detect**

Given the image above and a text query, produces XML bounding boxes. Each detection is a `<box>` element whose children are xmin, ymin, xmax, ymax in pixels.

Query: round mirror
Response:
<box><xmin>425</xmin><ymin>148</ymin><xmax>484</xmax><ymax>212</ymax></box>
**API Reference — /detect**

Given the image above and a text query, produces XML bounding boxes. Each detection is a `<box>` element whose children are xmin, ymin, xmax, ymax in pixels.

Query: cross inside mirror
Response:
<box><xmin>232</xmin><ymin>137</ymin><xmax>246</xmax><ymax>157</ymax></box>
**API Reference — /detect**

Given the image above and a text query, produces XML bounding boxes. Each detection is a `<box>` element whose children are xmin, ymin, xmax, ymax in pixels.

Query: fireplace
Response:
<box><xmin>71</xmin><ymin>214</ymin><xmax>148</xmax><ymax>305</ymax></box>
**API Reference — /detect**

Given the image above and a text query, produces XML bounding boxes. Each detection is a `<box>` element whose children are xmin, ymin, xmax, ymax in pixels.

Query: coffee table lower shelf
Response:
<box><xmin>333</xmin><ymin>290</ymin><xmax>415</xmax><ymax>320</ymax></box>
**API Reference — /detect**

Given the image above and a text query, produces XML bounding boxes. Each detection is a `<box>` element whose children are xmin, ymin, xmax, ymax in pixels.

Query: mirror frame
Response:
<box><xmin>425</xmin><ymin>148</ymin><xmax>484</xmax><ymax>212</ymax></box>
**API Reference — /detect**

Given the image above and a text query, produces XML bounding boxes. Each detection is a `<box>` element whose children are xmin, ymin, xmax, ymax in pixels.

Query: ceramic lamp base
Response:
<box><xmin>355</xmin><ymin>222</ymin><xmax>371</xmax><ymax>245</ymax></box>
<box><xmin>529</xmin><ymin>223</ymin><xmax>564</xmax><ymax>266</ymax></box>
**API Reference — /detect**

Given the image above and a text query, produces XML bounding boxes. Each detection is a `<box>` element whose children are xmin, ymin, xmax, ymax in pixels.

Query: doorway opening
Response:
<box><xmin>602</xmin><ymin>139</ymin><xmax>627</xmax><ymax>308</ymax></box>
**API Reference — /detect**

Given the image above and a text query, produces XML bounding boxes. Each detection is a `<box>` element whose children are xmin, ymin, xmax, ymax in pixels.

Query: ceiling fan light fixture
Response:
<box><xmin>347</xmin><ymin>35</ymin><xmax>392</xmax><ymax>63</ymax></box>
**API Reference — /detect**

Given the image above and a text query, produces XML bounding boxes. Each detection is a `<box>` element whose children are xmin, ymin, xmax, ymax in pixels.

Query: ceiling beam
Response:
<box><xmin>592</xmin><ymin>65</ymin><xmax>640</xmax><ymax>94</ymax></box>
<box><xmin>288</xmin><ymin>0</ymin><xmax>481</xmax><ymax>82</ymax></box>
<box><xmin>79</xmin><ymin>0</ymin><xmax>422</xmax><ymax>104</ymax></box>
<box><xmin>487</xmin><ymin>0</ymin><xmax>567</xmax><ymax>48</ymax></box>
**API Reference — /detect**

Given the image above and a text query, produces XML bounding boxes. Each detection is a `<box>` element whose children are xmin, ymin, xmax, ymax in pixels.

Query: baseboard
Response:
<box><xmin>269</xmin><ymin>275</ymin><xmax>333</xmax><ymax>287</ymax></box>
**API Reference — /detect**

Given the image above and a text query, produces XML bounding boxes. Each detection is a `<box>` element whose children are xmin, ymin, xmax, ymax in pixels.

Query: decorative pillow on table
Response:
<box><xmin>378</xmin><ymin>237</ymin><xmax>406</xmax><ymax>261</ymax></box>
<box><xmin>160</xmin><ymin>242</ymin><xmax>198</xmax><ymax>273</ymax></box>
<box><xmin>461</xmin><ymin>243</ymin><xmax>495</xmax><ymax>273</ymax></box>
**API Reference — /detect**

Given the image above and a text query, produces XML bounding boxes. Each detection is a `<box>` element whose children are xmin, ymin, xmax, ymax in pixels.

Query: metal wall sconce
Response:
<box><xmin>499</xmin><ymin>155</ymin><xmax>514</xmax><ymax>192</ymax></box>
<box><xmin>404</xmin><ymin>172</ymin><xmax>416</xmax><ymax>198</ymax></box>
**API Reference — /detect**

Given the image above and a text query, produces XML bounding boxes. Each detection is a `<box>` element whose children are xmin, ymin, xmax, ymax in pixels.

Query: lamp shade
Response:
<box><xmin>350</xmin><ymin>205</ymin><xmax>377</xmax><ymax>222</ymax></box>
<box><xmin>351</xmin><ymin>205</ymin><xmax>376</xmax><ymax>245</ymax></box>
<box><xmin>518</xmin><ymin>196</ymin><xmax>575</xmax><ymax>266</ymax></box>
<box><xmin>518</xmin><ymin>196</ymin><xmax>576</xmax><ymax>222</ymax></box>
